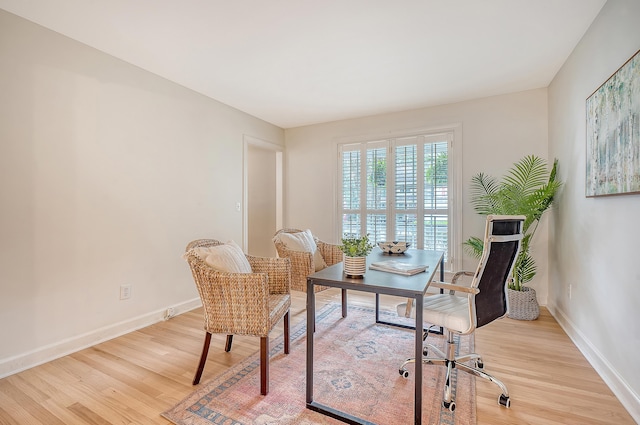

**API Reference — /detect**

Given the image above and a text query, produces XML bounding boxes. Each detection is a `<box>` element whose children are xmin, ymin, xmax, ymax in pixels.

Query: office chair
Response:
<box><xmin>397</xmin><ymin>215</ymin><xmax>525</xmax><ymax>411</ymax></box>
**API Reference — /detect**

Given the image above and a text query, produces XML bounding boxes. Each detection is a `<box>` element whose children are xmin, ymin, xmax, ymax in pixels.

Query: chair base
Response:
<box><xmin>399</xmin><ymin>331</ymin><xmax>511</xmax><ymax>411</ymax></box>
<box><xmin>192</xmin><ymin>311</ymin><xmax>291</xmax><ymax>396</ymax></box>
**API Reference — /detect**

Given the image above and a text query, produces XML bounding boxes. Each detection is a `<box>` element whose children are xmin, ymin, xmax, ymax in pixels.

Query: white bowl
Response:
<box><xmin>377</xmin><ymin>241</ymin><xmax>410</xmax><ymax>254</ymax></box>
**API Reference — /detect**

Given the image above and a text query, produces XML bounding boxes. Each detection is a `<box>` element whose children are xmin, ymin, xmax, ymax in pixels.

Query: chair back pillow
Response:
<box><xmin>190</xmin><ymin>240</ymin><xmax>252</xmax><ymax>273</ymax></box>
<box><xmin>276</xmin><ymin>229</ymin><xmax>327</xmax><ymax>271</ymax></box>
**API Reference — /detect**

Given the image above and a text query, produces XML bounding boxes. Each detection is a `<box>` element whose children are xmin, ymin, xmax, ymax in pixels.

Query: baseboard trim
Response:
<box><xmin>547</xmin><ymin>302</ymin><xmax>640</xmax><ymax>423</ymax></box>
<box><xmin>0</xmin><ymin>298</ymin><xmax>202</xmax><ymax>379</ymax></box>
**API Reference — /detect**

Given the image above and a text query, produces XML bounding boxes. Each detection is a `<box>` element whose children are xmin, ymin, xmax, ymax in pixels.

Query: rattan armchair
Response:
<box><xmin>184</xmin><ymin>239</ymin><xmax>291</xmax><ymax>395</ymax></box>
<box><xmin>273</xmin><ymin>228</ymin><xmax>343</xmax><ymax>292</ymax></box>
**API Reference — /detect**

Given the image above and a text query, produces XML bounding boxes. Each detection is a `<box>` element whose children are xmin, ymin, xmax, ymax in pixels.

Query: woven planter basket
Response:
<box><xmin>507</xmin><ymin>287</ymin><xmax>539</xmax><ymax>320</ymax></box>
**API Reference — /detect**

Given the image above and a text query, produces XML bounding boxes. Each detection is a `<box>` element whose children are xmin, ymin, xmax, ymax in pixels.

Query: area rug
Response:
<box><xmin>162</xmin><ymin>302</ymin><xmax>476</xmax><ymax>425</ymax></box>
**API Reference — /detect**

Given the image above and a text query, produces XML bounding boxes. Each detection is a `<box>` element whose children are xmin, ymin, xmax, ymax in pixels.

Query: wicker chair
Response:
<box><xmin>184</xmin><ymin>239</ymin><xmax>291</xmax><ymax>395</ymax></box>
<box><xmin>273</xmin><ymin>228</ymin><xmax>343</xmax><ymax>292</ymax></box>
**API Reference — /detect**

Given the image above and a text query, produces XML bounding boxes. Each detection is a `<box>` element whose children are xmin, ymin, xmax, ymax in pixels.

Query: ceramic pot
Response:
<box><xmin>343</xmin><ymin>256</ymin><xmax>366</xmax><ymax>278</ymax></box>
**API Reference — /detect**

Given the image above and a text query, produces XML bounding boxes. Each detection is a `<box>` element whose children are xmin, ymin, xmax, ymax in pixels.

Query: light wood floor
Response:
<box><xmin>0</xmin><ymin>289</ymin><xmax>635</xmax><ymax>424</ymax></box>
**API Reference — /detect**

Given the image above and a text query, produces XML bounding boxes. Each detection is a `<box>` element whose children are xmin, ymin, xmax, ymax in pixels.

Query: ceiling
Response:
<box><xmin>0</xmin><ymin>0</ymin><xmax>607</xmax><ymax>129</ymax></box>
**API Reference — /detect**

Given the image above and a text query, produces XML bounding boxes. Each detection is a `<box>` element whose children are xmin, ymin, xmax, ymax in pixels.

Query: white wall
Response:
<box><xmin>284</xmin><ymin>89</ymin><xmax>549</xmax><ymax>294</ymax></box>
<box><xmin>0</xmin><ymin>10</ymin><xmax>284</xmax><ymax>377</ymax></box>
<box><xmin>548</xmin><ymin>0</ymin><xmax>640</xmax><ymax>419</ymax></box>
<box><xmin>247</xmin><ymin>144</ymin><xmax>278</xmax><ymax>257</ymax></box>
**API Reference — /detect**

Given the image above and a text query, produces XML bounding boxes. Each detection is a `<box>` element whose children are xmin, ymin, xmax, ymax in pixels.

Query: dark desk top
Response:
<box><xmin>308</xmin><ymin>247</ymin><xmax>444</xmax><ymax>298</ymax></box>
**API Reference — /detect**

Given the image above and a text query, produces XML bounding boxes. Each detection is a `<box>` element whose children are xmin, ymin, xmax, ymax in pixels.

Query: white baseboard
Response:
<box><xmin>0</xmin><ymin>298</ymin><xmax>202</xmax><ymax>379</ymax></box>
<box><xmin>547</xmin><ymin>302</ymin><xmax>640</xmax><ymax>423</ymax></box>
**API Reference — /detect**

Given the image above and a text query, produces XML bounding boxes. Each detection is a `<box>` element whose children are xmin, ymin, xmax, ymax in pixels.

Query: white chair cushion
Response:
<box><xmin>190</xmin><ymin>240</ymin><xmax>252</xmax><ymax>273</ymax></box>
<box><xmin>275</xmin><ymin>229</ymin><xmax>327</xmax><ymax>271</ymax></box>
<box><xmin>397</xmin><ymin>294</ymin><xmax>473</xmax><ymax>334</ymax></box>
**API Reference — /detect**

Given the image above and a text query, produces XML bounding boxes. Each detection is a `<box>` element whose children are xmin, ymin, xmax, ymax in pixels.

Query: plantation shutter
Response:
<box><xmin>339</xmin><ymin>132</ymin><xmax>453</xmax><ymax>268</ymax></box>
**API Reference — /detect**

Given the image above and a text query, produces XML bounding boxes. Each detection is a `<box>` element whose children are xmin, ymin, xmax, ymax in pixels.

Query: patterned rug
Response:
<box><xmin>162</xmin><ymin>302</ymin><xmax>476</xmax><ymax>425</ymax></box>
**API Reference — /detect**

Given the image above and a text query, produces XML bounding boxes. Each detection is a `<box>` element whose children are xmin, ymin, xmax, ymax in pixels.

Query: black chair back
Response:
<box><xmin>474</xmin><ymin>216</ymin><xmax>525</xmax><ymax>328</ymax></box>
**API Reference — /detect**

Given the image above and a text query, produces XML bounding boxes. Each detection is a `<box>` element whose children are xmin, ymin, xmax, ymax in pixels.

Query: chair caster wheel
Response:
<box><xmin>422</xmin><ymin>347</ymin><xmax>429</xmax><ymax>356</ymax></box>
<box><xmin>476</xmin><ymin>359</ymin><xmax>484</xmax><ymax>369</ymax></box>
<box><xmin>443</xmin><ymin>401</ymin><xmax>456</xmax><ymax>412</ymax></box>
<box><xmin>399</xmin><ymin>368</ymin><xmax>409</xmax><ymax>378</ymax></box>
<box><xmin>498</xmin><ymin>394</ymin><xmax>511</xmax><ymax>408</ymax></box>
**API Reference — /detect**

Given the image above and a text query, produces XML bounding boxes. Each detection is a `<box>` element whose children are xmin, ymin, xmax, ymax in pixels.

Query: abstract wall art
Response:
<box><xmin>586</xmin><ymin>49</ymin><xmax>640</xmax><ymax>197</ymax></box>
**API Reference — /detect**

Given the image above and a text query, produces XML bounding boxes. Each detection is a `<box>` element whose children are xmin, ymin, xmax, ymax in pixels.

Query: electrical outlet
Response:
<box><xmin>235</xmin><ymin>202</ymin><xmax>241</xmax><ymax>212</ymax></box>
<box><xmin>164</xmin><ymin>307</ymin><xmax>175</xmax><ymax>320</ymax></box>
<box><xmin>568</xmin><ymin>284</ymin><xmax>572</xmax><ymax>300</ymax></box>
<box><xmin>120</xmin><ymin>284</ymin><xmax>132</xmax><ymax>300</ymax></box>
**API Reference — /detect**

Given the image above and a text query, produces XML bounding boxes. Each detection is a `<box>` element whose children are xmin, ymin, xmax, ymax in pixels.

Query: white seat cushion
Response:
<box><xmin>397</xmin><ymin>294</ymin><xmax>473</xmax><ymax>334</ymax></box>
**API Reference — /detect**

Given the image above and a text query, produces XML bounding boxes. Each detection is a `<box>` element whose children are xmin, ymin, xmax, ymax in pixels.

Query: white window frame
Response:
<box><xmin>336</xmin><ymin>124</ymin><xmax>462</xmax><ymax>272</ymax></box>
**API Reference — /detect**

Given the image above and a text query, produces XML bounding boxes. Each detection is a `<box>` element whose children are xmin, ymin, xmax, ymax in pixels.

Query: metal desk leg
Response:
<box><xmin>437</xmin><ymin>256</ymin><xmax>445</xmax><ymax>335</ymax></box>
<box><xmin>415</xmin><ymin>293</ymin><xmax>424</xmax><ymax>425</ymax></box>
<box><xmin>342</xmin><ymin>288</ymin><xmax>347</xmax><ymax>318</ymax></box>
<box><xmin>306</xmin><ymin>278</ymin><xmax>316</xmax><ymax>405</ymax></box>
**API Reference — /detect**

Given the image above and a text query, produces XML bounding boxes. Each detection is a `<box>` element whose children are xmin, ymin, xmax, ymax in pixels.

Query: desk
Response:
<box><xmin>306</xmin><ymin>248</ymin><xmax>445</xmax><ymax>425</ymax></box>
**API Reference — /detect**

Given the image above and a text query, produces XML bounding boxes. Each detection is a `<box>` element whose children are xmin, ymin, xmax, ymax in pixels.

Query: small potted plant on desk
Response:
<box><xmin>339</xmin><ymin>233</ymin><xmax>374</xmax><ymax>278</ymax></box>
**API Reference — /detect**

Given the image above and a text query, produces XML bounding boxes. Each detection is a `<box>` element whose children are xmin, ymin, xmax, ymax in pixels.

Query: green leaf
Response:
<box><xmin>511</xmin><ymin>249</ymin><xmax>537</xmax><ymax>290</ymax></box>
<box><xmin>339</xmin><ymin>233</ymin><xmax>374</xmax><ymax>257</ymax></box>
<box><xmin>469</xmin><ymin>173</ymin><xmax>501</xmax><ymax>215</ymax></box>
<box><xmin>463</xmin><ymin>236</ymin><xmax>484</xmax><ymax>259</ymax></box>
<box><xmin>467</xmin><ymin>155</ymin><xmax>562</xmax><ymax>290</ymax></box>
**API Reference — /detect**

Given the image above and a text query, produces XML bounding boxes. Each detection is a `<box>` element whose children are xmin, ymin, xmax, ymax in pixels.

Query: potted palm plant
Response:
<box><xmin>339</xmin><ymin>233</ymin><xmax>374</xmax><ymax>278</ymax></box>
<box><xmin>464</xmin><ymin>155</ymin><xmax>562</xmax><ymax>320</ymax></box>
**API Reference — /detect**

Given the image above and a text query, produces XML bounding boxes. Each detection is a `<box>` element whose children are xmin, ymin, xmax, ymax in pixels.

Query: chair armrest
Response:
<box><xmin>185</xmin><ymin>252</ymin><xmax>270</xmax><ymax>303</ymax></box>
<box><xmin>451</xmin><ymin>271</ymin><xmax>475</xmax><ymax>284</ymax></box>
<box><xmin>204</xmin><ymin>272</ymin><xmax>270</xmax><ymax>335</ymax></box>
<box><xmin>399</xmin><ymin>271</ymin><xmax>477</xmax><ymax>319</ymax></box>
<box><xmin>316</xmin><ymin>240</ymin><xmax>343</xmax><ymax>266</ymax></box>
<box><xmin>430</xmin><ymin>280</ymin><xmax>479</xmax><ymax>295</ymax></box>
<box><xmin>274</xmin><ymin>243</ymin><xmax>314</xmax><ymax>272</ymax></box>
<box><xmin>185</xmin><ymin>252</ymin><xmax>273</xmax><ymax>335</ymax></box>
<box><xmin>246</xmin><ymin>255</ymin><xmax>291</xmax><ymax>294</ymax></box>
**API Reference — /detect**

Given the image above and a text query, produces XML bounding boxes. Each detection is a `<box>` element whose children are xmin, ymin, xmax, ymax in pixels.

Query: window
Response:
<box><xmin>339</xmin><ymin>130</ymin><xmax>460</xmax><ymax>271</ymax></box>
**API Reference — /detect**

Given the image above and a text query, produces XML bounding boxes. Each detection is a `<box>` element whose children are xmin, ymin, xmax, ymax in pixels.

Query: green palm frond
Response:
<box><xmin>512</xmin><ymin>250</ymin><xmax>537</xmax><ymax>291</ymax></box>
<box><xmin>463</xmin><ymin>236</ymin><xmax>484</xmax><ymax>259</ymax></box>
<box><xmin>502</xmin><ymin>155</ymin><xmax>550</xmax><ymax>196</ymax></box>
<box><xmin>464</xmin><ymin>155</ymin><xmax>562</xmax><ymax>291</ymax></box>
<box><xmin>469</xmin><ymin>173</ymin><xmax>500</xmax><ymax>215</ymax></box>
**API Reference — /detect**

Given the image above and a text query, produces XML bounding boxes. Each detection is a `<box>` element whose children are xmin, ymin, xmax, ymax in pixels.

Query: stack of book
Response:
<box><xmin>369</xmin><ymin>260</ymin><xmax>428</xmax><ymax>276</ymax></box>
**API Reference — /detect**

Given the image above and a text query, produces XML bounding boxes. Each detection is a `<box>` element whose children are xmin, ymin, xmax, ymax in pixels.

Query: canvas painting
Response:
<box><xmin>586</xmin><ymin>49</ymin><xmax>640</xmax><ymax>197</ymax></box>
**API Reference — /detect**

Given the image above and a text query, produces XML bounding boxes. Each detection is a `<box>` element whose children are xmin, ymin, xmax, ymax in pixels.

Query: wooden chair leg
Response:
<box><xmin>193</xmin><ymin>332</ymin><xmax>212</xmax><ymax>385</ymax></box>
<box><xmin>284</xmin><ymin>311</ymin><xmax>290</xmax><ymax>354</ymax></box>
<box><xmin>260</xmin><ymin>336</ymin><xmax>269</xmax><ymax>395</ymax></box>
<box><xmin>224</xmin><ymin>334</ymin><xmax>233</xmax><ymax>352</ymax></box>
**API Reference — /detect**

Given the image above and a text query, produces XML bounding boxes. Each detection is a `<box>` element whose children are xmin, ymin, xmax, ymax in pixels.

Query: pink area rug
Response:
<box><xmin>162</xmin><ymin>302</ymin><xmax>475</xmax><ymax>424</ymax></box>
